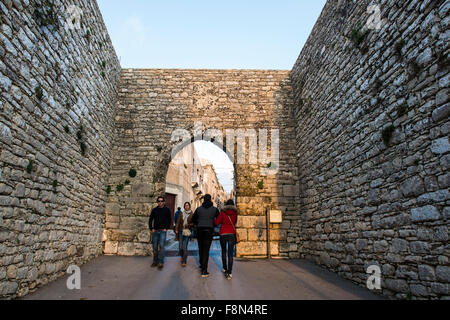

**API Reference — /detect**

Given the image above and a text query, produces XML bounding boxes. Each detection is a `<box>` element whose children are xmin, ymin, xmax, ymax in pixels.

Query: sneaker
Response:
<box><xmin>158</xmin><ymin>264</ymin><xmax>164</xmax><ymax>270</ymax></box>
<box><xmin>227</xmin><ymin>273</ymin><xmax>232</xmax><ymax>280</ymax></box>
<box><xmin>181</xmin><ymin>263</ymin><xmax>187</xmax><ymax>268</ymax></box>
<box><xmin>201</xmin><ymin>271</ymin><xmax>210</xmax><ymax>278</ymax></box>
<box><xmin>222</xmin><ymin>269</ymin><xmax>226</xmax><ymax>273</ymax></box>
<box><xmin>151</xmin><ymin>262</ymin><xmax>158</xmax><ymax>268</ymax></box>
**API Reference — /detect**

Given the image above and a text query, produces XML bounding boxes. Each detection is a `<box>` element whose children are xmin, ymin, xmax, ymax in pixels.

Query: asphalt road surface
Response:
<box><xmin>24</xmin><ymin>243</ymin><xmax>382</xmax><ymax>300</ymax></box>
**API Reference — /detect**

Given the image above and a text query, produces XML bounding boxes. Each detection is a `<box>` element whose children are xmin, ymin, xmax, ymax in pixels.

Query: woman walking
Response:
<box><xmin>175</xmin><ymin>202</ymin><xmax>194</xmax><ymax>267</ymax></box>
<box><xmin>214</xmin><ymin>199</ymin><xmax>238</xmax><ymax>280</ymax></box>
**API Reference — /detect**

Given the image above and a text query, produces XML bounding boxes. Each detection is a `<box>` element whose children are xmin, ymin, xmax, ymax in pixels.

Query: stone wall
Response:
<box><xmin>0</xmin><ymin>0</ymin><xmax>121</xmax><ymax>298</ymax></box>
<box><xmin>103</xmin><ymin>69</ymin><xmax>300</xmax><ymax>259</ymax></box>
<box><xmin>290</xmin><ymin>0</ymin><xmax>449</xmax><ymax>299</ymax></box>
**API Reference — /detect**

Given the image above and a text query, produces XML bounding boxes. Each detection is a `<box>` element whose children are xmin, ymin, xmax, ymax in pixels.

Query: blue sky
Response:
<box><xmin>194</xmin><ymin>141</ymin><xmax>234</xmax><ymax>193</ymax></box>
<box><xmin>97</xmin><ymin>0</ymin><xmax>326</xmax><ymax>69</ymax></box>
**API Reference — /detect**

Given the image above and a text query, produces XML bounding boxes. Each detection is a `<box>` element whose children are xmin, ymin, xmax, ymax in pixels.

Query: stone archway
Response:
<box><xmin>103</xmin><ymin>69</ymin><xmax>300</xmax><ymax>258</ymax></box>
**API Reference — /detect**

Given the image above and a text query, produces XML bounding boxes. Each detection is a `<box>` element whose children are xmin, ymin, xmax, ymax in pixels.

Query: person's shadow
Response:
<box><xmin>160</xmin><ymin>270</ymin><xmax>190</xmax><ymax>300</ymax></box>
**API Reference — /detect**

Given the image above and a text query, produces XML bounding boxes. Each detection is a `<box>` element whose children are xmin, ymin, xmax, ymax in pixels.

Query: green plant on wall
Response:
<box><xmin>394</xmin><ymin>39</ymin><xmax>406</xmax><ymax>59</ymax></box>
<box><xmin>33</xmin><ymin>0</ymin><xmax>59</xmax><ymax>29</ymax></box>
<box><xmin>129</xmin><ymin>169</ymin><xmax>137</xmax><ymax>178</ymax></box>
<box><xmin>382</xmin><ymin>125</ymin><xmax>395</xmax><ymax>146</ymax></box>
<box><xmin>397</xmin><ymin>103</ymin><xmax>408</xmax><ymax>117</ymax></box>
<box><xmin>372</xmin><ymin>78</ymin><xmax>383</xmax><ymax>95</ymax></box>
<box><xmin>116</xmin><ymin>184</ymin><xmax>124</xmax><ymax>192</ymax></box>
<box><xmin>106</xmin><ymin>186</ymin><xmax>112</xmax><ymax>194</ymax></box>
<box><xmin>257</xmin><ymin>181</ymin><xmax>264</xmax><ymax>190</ymax></box>
<box><xmin>436</xmin><ymin>51</ymin><xmax>449</xmax><ymax>70</ymax></box>
<box><xmin>124</xmin><ymin>179</ymin><xmax>130</xmax><ymax>185</ymax></box>
<box><xmin>76</xmin><ymin>125</ymin><xmax>83</xmax><ymax>140</ymax></box>
<box><xmin>348</xmin><ymin>23</ymin><xmax>369</xmax><ymax>53</ymax></box>
<box><xmin>85</xmin><ymin>30</ymin><xmax>91</xmax><ymax>42</ymax></box>
<box><xmin>408</xmin><ymin>61</ymin><xmax>421</xmax><ymax>79</ymax></box>
<box><xmin>26</xmin><ymin>160</ymin><xmax>33</xmax><ymax>174</ymax></box>
<box><xmin>35</xmin><ymin>85</ymin><xmax>44</xmax><ymax>100</ymax></box>
<box><xmin>80</xmin><ymin>142</ymin><xmax>87</xmax><ymax>156</ymax></box>
<box><xmin>52</xmin><ymin>180</ymin><xmax>58</xmax><ymax>193</ymax></box>
<box><xmin>156</xmin><ymin>146</ymin><xmax>163</xmax><ymax>152</ymax></box>
<box><xmin>76</xmin><ymin>124</ymin><xmax>88</xmax><ymax>156</ymax></box>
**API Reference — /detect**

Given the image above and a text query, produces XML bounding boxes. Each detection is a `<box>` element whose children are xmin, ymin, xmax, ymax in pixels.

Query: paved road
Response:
<box><xmin>24</xmin><ymin>242</ymin><xmax>382</xmax><ymax>300</ymax></box>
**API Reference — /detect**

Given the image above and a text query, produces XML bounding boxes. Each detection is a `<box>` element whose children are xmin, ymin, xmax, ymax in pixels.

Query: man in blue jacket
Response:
<box><xmin>149</xmin><ymin>196</ymin><xmax>172</xmax><ymax>269</ymax></box>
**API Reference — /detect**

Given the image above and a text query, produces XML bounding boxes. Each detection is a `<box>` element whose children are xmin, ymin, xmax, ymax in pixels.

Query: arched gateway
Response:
<box><xmin>102</xmin><ymin>69</ymin><xmax>301</xmax><ymax>258</ymax></box>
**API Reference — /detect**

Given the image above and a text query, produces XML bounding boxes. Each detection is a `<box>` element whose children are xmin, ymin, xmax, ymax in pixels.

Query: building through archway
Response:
<box><xmin>164</xmin><ymin>141</ymin><xmax>235</xmax><ymax>255</ymax></box>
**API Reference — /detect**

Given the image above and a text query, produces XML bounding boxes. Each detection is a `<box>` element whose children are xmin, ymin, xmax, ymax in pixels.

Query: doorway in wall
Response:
<box><xmin>164</xmin><ymin>141</ymin><xmax>235</xmax><ymax>259</ymax></box>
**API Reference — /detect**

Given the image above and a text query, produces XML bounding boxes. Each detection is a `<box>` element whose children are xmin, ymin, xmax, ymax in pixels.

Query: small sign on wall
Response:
<box><xmin>269</xmin><ymin>210</ymin><xmax>282</xmax><ymax>224</ymax></box>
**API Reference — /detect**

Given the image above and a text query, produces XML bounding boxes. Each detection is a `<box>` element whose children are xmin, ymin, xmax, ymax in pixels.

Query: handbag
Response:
<box><xmin>227</xmin><ymin>215</ymin><xmax>240</xmax><ymax>244</ymax></box>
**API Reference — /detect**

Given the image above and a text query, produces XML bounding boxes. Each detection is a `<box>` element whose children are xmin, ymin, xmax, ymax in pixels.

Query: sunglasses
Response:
<box><xmin>157</xmin><ymin>200</ymin><xmax>165</xmax><ymax>203</ymax></box>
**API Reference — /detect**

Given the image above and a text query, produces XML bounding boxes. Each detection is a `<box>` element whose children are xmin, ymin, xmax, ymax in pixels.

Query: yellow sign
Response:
<box><xmin>269</xmin><ymin>210</ymin><xmax>282</xmax><ymax>224</ymax></box>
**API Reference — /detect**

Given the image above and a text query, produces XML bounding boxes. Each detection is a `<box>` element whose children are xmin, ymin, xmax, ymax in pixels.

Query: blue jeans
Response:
<box><xmin>179</xmin><ymin>234</ymin><xmax>191</xmax><ymax>264</ymax></box>
<box><xmin>220</xmin><ymin>234</ymin><xmax>235</xmax><ymax>274</ymax></box>
<box><xmin>152</xmin><ymin>230</ymin><xmax>167</xmax><ymax>265</ymax></box>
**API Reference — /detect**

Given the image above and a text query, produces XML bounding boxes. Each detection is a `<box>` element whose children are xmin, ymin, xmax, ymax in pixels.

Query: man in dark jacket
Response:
<box><xmin>149</xmin><ymin>196</ymin><xmax>172</xmax><ymax>269</ymax></box>
<box><xmin>192</xmin><ymin>194</ymin><xmax>220</xmax><ymax>278</ymax></box>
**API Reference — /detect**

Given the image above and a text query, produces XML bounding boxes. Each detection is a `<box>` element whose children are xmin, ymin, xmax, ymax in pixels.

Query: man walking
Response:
<box><xmin>149</xmin><ymin>196</ymin><xmax>172</xmax><ymax>269</ymax></box>
<box><xmin>174</xmin><ymin>206</ymin><xmax>183</xmax><ymax>256</ymax></box>
<box><xmin>192</xmin><ymin>194</ymin><xmax>220</xmax><ymax>278</ymax></box>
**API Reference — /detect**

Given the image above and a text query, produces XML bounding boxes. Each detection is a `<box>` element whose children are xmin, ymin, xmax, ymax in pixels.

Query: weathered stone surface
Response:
<box><xmin>104</xmin><ymin>241</ymin><xmax>119</xmax><ymax>255</ymax></box>
<box><xmin>237</xmin><ymin>242</ymin><xmax>267</xmax><ymax>256</ymax></box>
<box><xmin>410</xmin><ymin>241</ymin><xmax>431</xmax><ymax>254</ymax></box>
<box><xmin>436</xmin><ymin>266</ymin><xmax>450</xmax><ymax>283</ymax></box>
<box><xmin>432</xmin><ymin>103</ymin><xmax>450</xmax><ymax>122</ymax></box>
<box><xmin>0</xmin><ymin>282</ymin><xmax>18</xmax><ymax>295</ymax></box>
<box><xmin>391</xmin><ymin>239</ymin><xmax>408</xmax><ymax>253</ymax></box>
<box><xmin>418</xmin><ymin>265</ymin><xmax>436</xmax><ymax>281</ymax></box>
<box><xmin>411</xmin><ymin>206</ymin><xmax>441</xmax><ymax>222</ymax></box>
<box><xmin>400</xmin><ymin>177</ymin><xmax>425</xmax><ymax>197</ymax></box>
<box><xmin>417</xmin><ymin>190</ymin><xmax>450</xmax><ymax>204</ymax></box>
<box><xmin>431</xmin><ymin>283</ymin><xmax>449</xmax><ymax>295</ymax></box>
<box><xmin>356</xmin><ymin>239</ymin><xmax>368</xmax><ymax>251</ymax></box>
<box><xmin>431</xmin><ymin>137</ymin><xmax>450</xmax><ymax>155</ymax></box>
<box><xmin>117</xmin><ymin>242</ymin><xmax>136</xmax><ymax>256</ymax></box>
<box><xmin>137</xmin><ymin>230</ymin><xmax>151</xmax><ymax>243</ymax></box>
<box><xmin>385</xmin><ymin>279</ymin><xmax>409</xmax><ymax>293</ymax></box>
